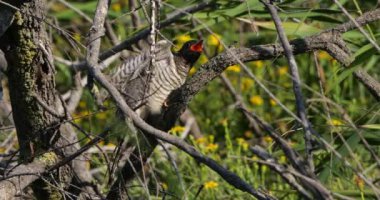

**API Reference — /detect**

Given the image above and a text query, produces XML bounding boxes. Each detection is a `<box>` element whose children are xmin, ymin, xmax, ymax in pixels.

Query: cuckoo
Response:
<box><xmin>102</xmin><ymin>40</ymin><xmax>202</xmax><ymax>196</ymax></box>
<box><xmin>110</xmin><ymin>39</ymin><xmax>203</xmax><ymax>119</ymax></box>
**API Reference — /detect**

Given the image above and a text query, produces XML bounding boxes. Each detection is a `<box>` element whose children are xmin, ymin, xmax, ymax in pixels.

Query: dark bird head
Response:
<box><xmin>176</xmin><ymin>40</ymin><xmax>203</xmax><ymax>65</ymax></box>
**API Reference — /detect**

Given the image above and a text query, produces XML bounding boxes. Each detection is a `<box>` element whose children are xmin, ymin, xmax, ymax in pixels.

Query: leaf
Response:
<box><xmin>359</xmin><ymin>124</ymin><xmax>380</xmax><ymax>130</ymax></box>
<box><xmin>237</xmin><ymin>18</ymin><xmax>321</xmax><ymax>37</ymax></box>
<box><xmin>318</xmin><ymin>132</ymin><xmax>360</xmax><ymax>183</ymax></box>
<box><xmin>53</xmin><ymin>1</ymin><xmax>119</xmax><ymax>20</ymax></box>
<box><xmin>325</xmin><ymin>65</ymin><xmax>360</xmax><ymax>94</ymax></box>
<box><xmin>221</xmin><ymin>0</ymin><xmax>261</xmax><ymax>17</ymax></box>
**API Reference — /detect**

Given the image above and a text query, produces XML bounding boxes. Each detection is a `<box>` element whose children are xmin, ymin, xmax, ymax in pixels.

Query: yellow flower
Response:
<box><xmin>170</xmin><ymin>125</ymin><xmax>185</xmax><ymax>133</ymax></box>
<box><xmin>220</xmin><ymin>118</ymin><xmax>228</xmax><ymax>126</ymax></box>
<box><xmin>251</xmin><ymin>155</ymin><xmax>259</xmax><ymax>161</ymax></box>
<box><xmin>236</xmin><ymin>137</ymin><xmax>245</xmax><ymax>145</ymax></box>
<box><xmin>112</xmin><ymin>3</ymin><xmax>121</xmax><ymax>12</ymax></box>
<box><xmin>217</xmin><ymin>44</ymin><xmax>225</xmax><ymax>53</ymax></box>
<box><xmin>206</xmin><ymin>143</ymin><xmax>218</xmax><ymax>152</ymax></box>
<box><xmin>254</xmin><ymin>60</ymin><xmax>264</xmax><ymax>68</ymax></box>
<box><xmin>204</xmin><ymin>181</ymin><xmax>218</xmax><ymax>189</ymax></box>
<box><xmin>207</xmin><ymin>34</ymin><xmax>221</xmax><ymax>46</ymax></box>
<box><xmin>226</xmin><ymin>64</ymin><xmax>241</xmax><ymax>73</ymax></box>
<box><xmin>250</xmin><ymin>95</ymin><xmax>263</xmax><ymax>106</ymax></box>
<box><xmin>161</xmin><ymin>182</ymin><xmax>168</xmax><ymax>190</ymax></box>
<box><xmin>73</xmin><ymin>110</ymin><xmax>90</xmax><ymax>118</ymax></box>
<box><xmin>96</xmin><ymin>112</ymin><xmax>108</xmax><ymax>120</ymax></box>
<box><xmin>317</xmin><ymin>51</ymin><xmax>331</xmax><ymax>60</ymax></box>
<box><xmin>244</xmin><ymin>130</ymin><xmax>254</xmax><ymax>139</ymax></box>
<box><xmin>198</xmin><ymin>54</ymin><xmax>208</xmax><ymax>65</ymax></box>
<box><xmin>241</xmin><ymin>78</ymin><xmax>254</xmax><ymax>91</ymax></box>
<box><xmin>242</xmin><ymin>143</ymin><xmax>250</xmax><ymax>152</ymax></box>
<box><xmin>189</xmin><ymin>67</ymin><xmax>197</xmax><ymax>76</ymax></box>
<box><xmin>236</xmin><ymin>138</ymin><xmax>249</xmax><ymax>151</ymax></box>
<box><xmin>208</xmin><ymin>135</ymin><xmax>215</xmax><ymax>143</ymax></box>
<box><xmin>279</xmin><ymin>155</ymin><xmax>287</xmax><ymax>164</ymax></box>
<box><xmin>172</xmin><ymin>35</ymin><xmax>193</xmax><ymax>52</ymax></box>
<box><xmin>263</xmin><ymin>136</ymin><xmax>273</xmax><ymax>144</ymax></box>
<box><xmin>176</xmin><ymin>34</ymin><xmax>192</xmax><ymax>43</ymax></box>
<box><xmin>79</xmin><ymin>101</ymin><xmax>87</xmax><ymax>108</ymax></box>
<box><xmin>261</xmin><ymin>165</ymin><xmax>268</xmax><ymax>173</ymax></box>
<box><xmin>277</xmin><ymin>66</ymin><xmax>288</xmax><ymax>76</ymax></box>
<box><xmin>354</xmin><ymin>175</ymin><xmax>364</xmax><ymax>191</ymax></box>
<box><xmin>105</xmin><ymin>143</ymin><xmax>116</xmax><ymax>148</ymax></box>
<box><xmin>195</xmin><ymin>137</ymin><xmax>207</xmax><ymax>144</ymax></box>
<box><xmin>330</xmin><ymin>119</ymin><xmax>343</xmax><ymax>126</ymax></box>
<box><xmin>269</xmin><ymin>99</ymin><xmax>277</xmax><ymax>106</ymax></box>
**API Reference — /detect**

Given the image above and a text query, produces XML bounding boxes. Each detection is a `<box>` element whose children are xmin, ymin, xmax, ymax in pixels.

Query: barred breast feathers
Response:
<box><xmin>146</xmin><ymin>50</ymin><xmax>187</xmax><ymax>115</ymax></box>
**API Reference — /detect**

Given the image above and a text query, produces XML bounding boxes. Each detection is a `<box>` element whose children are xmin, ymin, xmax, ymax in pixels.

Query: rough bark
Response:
<box><xmin>1</xmin><ymin>0</ymin><xmax>59</xmax><ymax>160</ymax></box>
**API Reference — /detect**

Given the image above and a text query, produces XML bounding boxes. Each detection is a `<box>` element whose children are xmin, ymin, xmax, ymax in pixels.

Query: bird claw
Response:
<box><xmin>163</xmin><ymin>101</ymin><xmax>169</xmax><ymax>108</ymax></box>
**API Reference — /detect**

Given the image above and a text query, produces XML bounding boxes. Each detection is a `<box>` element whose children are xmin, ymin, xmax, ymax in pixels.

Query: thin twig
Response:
<box><xmin>129</xmin><ymin>0</ymin><xmax>141</xmax><ymax>30</ymax></box>
<box><xmin>262</xmin><ymin>0</ymin><xmax>315</xmax><ymax>175</ymax></box>
<box><xmin>220</xmin><ymin>74</ymin><xmax>263</xmax><ymax>138</ymax></box>
<box><xmin>48</xmin><ymin>130</ymin><xmax>109</xmax><ymax>172</ymax></box>
<box><xmin>250</xmin><ymin>145</ymin><xmax>313</xmax><ymax>200</ymax></box>
<box><xmin>56</xmin><ymin>0</ymin><xmax>93</xmax><ymax>23</ymax></box>
<box><xmin>332</xmin><ymin>0</ymin><xmax>380</xmax><ymax>52</ymax></box>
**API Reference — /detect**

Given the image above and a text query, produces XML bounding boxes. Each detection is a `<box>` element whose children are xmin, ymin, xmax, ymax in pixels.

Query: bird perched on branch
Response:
<box><xmin>110</xmin><ymin>39</ymin><xmax>203</xmax><ymax>119</ymax></box>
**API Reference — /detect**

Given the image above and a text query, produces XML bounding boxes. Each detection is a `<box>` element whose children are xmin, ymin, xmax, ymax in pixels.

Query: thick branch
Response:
<box><xmin>0</xmin><ymin>162</ymin><xmax>45</xmax><ymax>200</ymax></box>
<box><xmin>332</xmin><ymin>7</ymin><xmax>380</xmax><ymax>34</ymax></box>
<box><xmin>353</xmin><ymin>69</ymin><xmax>380</xmax><ymax>101</ymax></box>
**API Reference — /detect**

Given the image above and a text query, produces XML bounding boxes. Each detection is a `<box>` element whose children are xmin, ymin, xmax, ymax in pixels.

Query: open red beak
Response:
<box><xmin>190</xmin><ymin>40</ymin><xmax>203</xmax><ymax>52</ymax></box>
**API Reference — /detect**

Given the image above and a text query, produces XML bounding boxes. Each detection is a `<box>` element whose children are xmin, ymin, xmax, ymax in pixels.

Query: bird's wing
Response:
<box><xmin>111</xmin><ymin>40</ymin><xmax>172</xmax><ymax>85</ymax></box>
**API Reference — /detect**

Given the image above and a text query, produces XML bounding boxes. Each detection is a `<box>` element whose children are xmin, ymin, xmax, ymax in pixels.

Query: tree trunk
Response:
<box><xmin>0</xmin><ymin>1</ymin><xmax>73</xmax><ymax>199</ymax></box>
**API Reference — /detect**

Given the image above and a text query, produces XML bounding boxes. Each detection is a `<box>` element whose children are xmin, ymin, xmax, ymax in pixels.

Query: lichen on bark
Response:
<box><xmin>4</xmin><ymin>6</ymin><xmax>59</xmax><ymax>160</ymax></box>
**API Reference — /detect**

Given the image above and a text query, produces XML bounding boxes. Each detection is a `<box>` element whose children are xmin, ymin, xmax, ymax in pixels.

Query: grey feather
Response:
<box><xmin>109</xmin><ymin>40</ymin><xmax>189</xmax><ymax>119</ymax></box>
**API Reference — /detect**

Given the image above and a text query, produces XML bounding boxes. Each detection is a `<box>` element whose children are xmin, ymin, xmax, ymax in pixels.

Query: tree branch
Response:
<box><xmin>0</xmin><ymin>162</ymin><xmax>45</xmax><ymax>200</ymax></box>
<box><xmin>353</xmin><ymin>69</ymin><xmax>380</xmax><ymax>101</ymax></box>
<box><xmin>250</xmin><ymin>145</ymin><xmax>313</xmax><ymax>200</ymax></box>
<box><xmin>262</xmin><ymin>0</ymin><xmax>316</xmax><ymax>180</ymax></box>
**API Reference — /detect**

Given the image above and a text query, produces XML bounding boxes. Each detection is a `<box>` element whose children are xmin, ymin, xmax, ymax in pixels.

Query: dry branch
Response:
<box><xmin>0</xmin><ymin>162</ymin><xmax>45</xmax><ymax>200</ymax></box>
<box><xmin>262</xmin><ymin>0</ymin><xmax>316</xmax><ymax>178</ymax></box>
